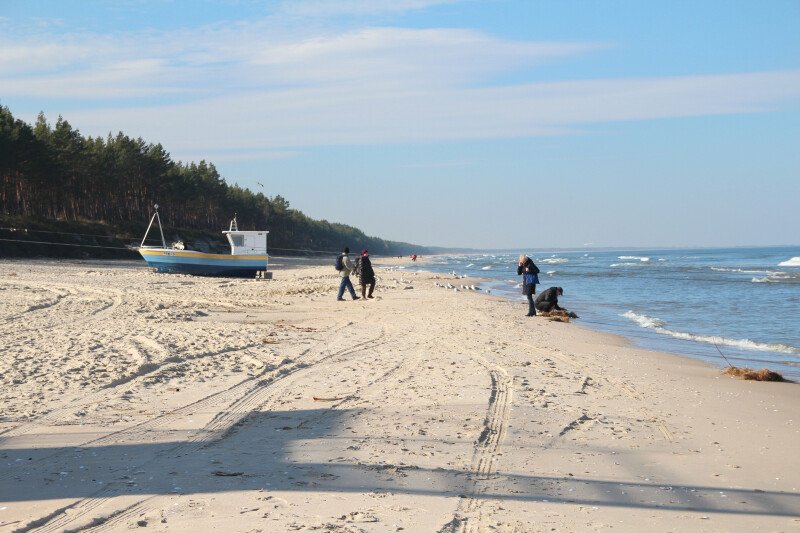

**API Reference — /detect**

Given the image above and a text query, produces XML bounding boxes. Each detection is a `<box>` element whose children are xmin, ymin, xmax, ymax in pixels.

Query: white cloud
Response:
<box><xmin>54</xmin><ymin>69</ymin><xmax>800</xmax><ymax>159</ymax></box>
<box><xmin>0</xmin><ymin>42</ymin><xmax>95</xmax><ymax>74</ymax></box>
<box><xmin>2</xmin><ymin>25</ymin><xmax>599</xmax><ymax>95</ymax></box>
<box><xmin>248</xmin><ymin>27</ymin><xmax>600</xmax><ymax>86</ymax></box>
<box><xmin>4</xmin><ymin>18</ymin><xmax>800</xmax><ymax>162</ymax></box>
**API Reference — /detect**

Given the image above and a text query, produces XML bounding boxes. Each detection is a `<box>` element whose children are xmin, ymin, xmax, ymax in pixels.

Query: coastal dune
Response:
<box><xmin>0</xmin><ymin>258</ymin><xmax>798</xmax><ymax>532</ymax></box>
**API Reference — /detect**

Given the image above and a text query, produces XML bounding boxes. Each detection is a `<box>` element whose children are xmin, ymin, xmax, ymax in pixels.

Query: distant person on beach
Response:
<box><xmin>336</xmin><ymin>247</ymin><xmax>359</xmax><ymax>301</ymax></box>
<box><xmin>355</xmin><ymin>249</ymin><xmax>376</xmax><ymax>299</ymax></box>
<box><xmin>535</xmin><ymin>287</ymin><xmax>563</xmax><ymax>313</ymax></box>
<box><xmin>517</xmin><ymin>255</ymin><xmax>540</xmax><ymax>316</ymax></box>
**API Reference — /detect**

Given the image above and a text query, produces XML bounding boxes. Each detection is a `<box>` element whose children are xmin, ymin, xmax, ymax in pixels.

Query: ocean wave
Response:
<box><xmin>618</xmin><ymin>256</ymin><xmax>650</xmax><ymax>262</ymax></box>
<box><xmin>481</xmin><ymin>265</ymin><xmax>492</xmax><ymax>270</ymax></box>
<box><xmin>466</xmin><ymin>263</ymin><xmax>474</xmax><ymax>268</ymax></box>
<box><xmin>622</xmin><ymin>311</ymin><xmax>799</xmax><ymax>354</ymax></box>
<box><xmin>540</xmin><ymin>258</ymin><xmax>569</xmax><ymax>264</ymax></box>
<box><xmin>610</xmin><ymin>262</ymin><xmax>643</xmax><ymax>267</ymax></box>
<box><xmin>778</xmin><ymin>257</ymin><xmax>800</xmax><ymax>267</ymax></box>
<box><xmin>546</xmin><ymin>270</ymin><xmax>557</xmax><ymax>275</ymax></box>
<box><xmin>711</xmin><ymin>267</ymin><xmax>769</xmax><ymax>274</ymax></box>
<box><xmin>752</xmin><ymin>272</ymin><xmax>800</xmax><ymax>284</ymax></box>
<box><xmin>622</xmin><ymin>311</ymin><xmax>665</xmax><ymax>329</ymax></box>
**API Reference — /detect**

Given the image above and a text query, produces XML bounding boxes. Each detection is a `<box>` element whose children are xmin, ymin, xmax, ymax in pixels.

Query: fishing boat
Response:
<box><xmin>138</xmin><ymin>205</ymin><xmax>269</xmax><ymax>277</ymax></box>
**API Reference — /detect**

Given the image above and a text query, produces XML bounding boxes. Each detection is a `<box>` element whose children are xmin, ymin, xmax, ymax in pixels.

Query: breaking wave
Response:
<box><xmin>711</xmin><ymin>267</ymin><xmax>769</xmax><ymax>274</ymax></box>
<box><xmin>622</xmin><ymin>311</ymin><xmax>665</xmax><ymax>329</ymax></box>
<box><xmin>751</xmin><ymin>272</ymin><xmax>800</xmax><ymax>284</ymax></box>
<box><xmin>540</xmin><ymin>257</ymin><xmax>569</xmax><ymax>264</ymax></box>
<box><xmin>778</xmin><ymin>257</ymin><xmax>800</xmax><ymax>267</ymax></box>
<box><xmin>618</xmin><ymin>256</ymin><xmax>650</xmax><ymax>262</ymax></box>
<box><xmin>622</xmin><ymin>311</ymin><xmax>799</xmax><ymax>355</ymax></box>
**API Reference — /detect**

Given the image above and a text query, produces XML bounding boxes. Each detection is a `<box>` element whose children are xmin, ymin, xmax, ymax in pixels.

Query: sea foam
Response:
<box><xmin>622</xmin><ymin>311</ymin><xmax>799</xmax><ymax>354</ymax></box>
<box><xmin>752</xmin><ymin>272</ymin><xmax>800</xmax><ymax>284</ymax></box>
<box><xmin>711</xmin><ymin>267</ymin><xmax>768</xmax><ymax>274</ymax></box>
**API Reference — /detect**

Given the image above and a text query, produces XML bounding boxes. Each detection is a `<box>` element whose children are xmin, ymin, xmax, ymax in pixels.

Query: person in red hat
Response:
<box><xmin>354</xmin><ymin>249</ymin><xmax>376</xmax><ymax>299</ymax></box>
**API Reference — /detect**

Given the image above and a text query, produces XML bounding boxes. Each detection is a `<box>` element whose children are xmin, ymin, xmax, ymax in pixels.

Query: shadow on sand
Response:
<box><xmin>1</xmin><ymin>408</ymin><xmax>798</xmax><ymax>526</ymax></box>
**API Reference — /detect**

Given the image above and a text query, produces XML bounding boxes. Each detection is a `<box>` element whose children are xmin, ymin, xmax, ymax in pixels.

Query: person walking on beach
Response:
<box><xmin>517</xmin><ymin>255</ymin><xmax>540</xmax><ymax>316</ymax></box>
<box><xmin>355</xmin><ymin>249</ymin><xmax>376</xmax><ymax>299</ymax></box>
<box><xmin>336</xmin><ymin>247</ymin><xmax>360</xmax><ymax>301</ymax></box>
<box><xmin>535</xmin><ymin>286</ymin><xmax>563</xmax><ymax>313</ymax></box>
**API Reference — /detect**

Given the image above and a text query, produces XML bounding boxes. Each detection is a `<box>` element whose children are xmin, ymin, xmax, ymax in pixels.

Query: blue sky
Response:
<box><xmin>2</xmin><ymin>0</ymin><xmax>799</xmax><ymax>248</ymax></box>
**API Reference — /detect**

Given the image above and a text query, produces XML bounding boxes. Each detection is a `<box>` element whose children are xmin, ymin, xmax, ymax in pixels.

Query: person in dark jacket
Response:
<box><xmin>535</xmin><ymin>287</ymin><xmax>563</xmax><ymax>313</ymax></box>
<box><xmin>355</xmin><ymin>248</ymin><xmax>376</xmax><ymax>299</ymax></box>
<box><xmin>517</xmin><ymin>255</ymin><xmax>540</xmax><ymax>316</ymax></box>
<box><xmin>336</xmin><ymin>247</ymin><xmax>360</xmax><ymax>301</ymax></box>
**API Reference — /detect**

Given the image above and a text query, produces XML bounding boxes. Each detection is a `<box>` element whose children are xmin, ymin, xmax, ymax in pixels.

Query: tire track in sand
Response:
<box><xmin>0</xmin><ymin>336</ymin><xmax>260</xmax><ymax>439</ymax></box>
<box><xmin>83</xmin><ymin>328</ymin><xmax>411</xmax><ymax>533</ymax></box>
<box><xmin>440</xmin><ymin>357</ymin><xmax>513</xmax><ymax>533</ymax></box>
<box><xmin>16</xmin><ymin>324</ymin><xmax>385</xmax><ymax>533</ymax></box>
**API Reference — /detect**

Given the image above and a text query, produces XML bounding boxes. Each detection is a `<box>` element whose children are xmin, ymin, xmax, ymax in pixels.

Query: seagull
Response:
<box><xmin>257</xmin><ymin>181</ymin><xmax>264</xmax><ymax>187</ymax></box>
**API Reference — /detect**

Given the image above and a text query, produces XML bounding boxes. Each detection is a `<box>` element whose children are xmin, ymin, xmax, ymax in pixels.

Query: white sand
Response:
<box><xmin>0</xmin><ymin>258</ymin><xmax>798</xmax><ymax>532</ymax></box>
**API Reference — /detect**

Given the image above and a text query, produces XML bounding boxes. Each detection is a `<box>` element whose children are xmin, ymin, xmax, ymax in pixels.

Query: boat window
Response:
<box><xmin>231</xmin><ymin>235</ymin><xmax>244</xmax><ymax>247</ymax></box>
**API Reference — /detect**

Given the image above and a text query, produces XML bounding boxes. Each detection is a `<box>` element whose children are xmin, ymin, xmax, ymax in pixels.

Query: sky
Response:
<box><xmin>1</xmin><ymin>0</ymin><xmax>799</xmax><ymax>249</ymax></box>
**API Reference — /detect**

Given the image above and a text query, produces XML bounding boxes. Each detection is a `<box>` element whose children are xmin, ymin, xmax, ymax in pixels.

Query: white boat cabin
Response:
<box><xmin>222</xmin><ymin>217</ymin><xmax>268</xmax><ymax>256</ymax></box>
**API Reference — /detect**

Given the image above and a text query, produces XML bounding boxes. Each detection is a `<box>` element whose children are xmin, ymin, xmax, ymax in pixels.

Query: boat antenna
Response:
<box><xmin>230</xmin><ymin>213</ymin><xmax>238</xmax><ymax>232</ymax></box>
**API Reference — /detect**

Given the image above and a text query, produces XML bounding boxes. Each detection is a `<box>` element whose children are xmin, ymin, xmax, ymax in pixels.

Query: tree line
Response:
<box><xmin>0</xmin><ymin>105</ymin><xmax>424</xmax><ymax>256</ymax></box>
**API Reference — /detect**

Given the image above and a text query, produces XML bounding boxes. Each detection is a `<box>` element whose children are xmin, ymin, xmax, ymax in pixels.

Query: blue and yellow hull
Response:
<box><xmin>138</xmin><ymin>249</ymin><xmax>268</xmax><ymax>277</ymax></box>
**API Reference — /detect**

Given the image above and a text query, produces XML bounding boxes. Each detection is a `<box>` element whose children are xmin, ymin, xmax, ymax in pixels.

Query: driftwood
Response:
<box><xmin>723</xmin><ymin>366</ymin><xmax>784</xmax><ymax>382</ymax></box>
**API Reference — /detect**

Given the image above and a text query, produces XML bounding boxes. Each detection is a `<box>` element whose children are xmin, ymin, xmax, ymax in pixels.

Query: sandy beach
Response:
<box><xmin>1</xmin><ymin>258</ymin><xmax>798</xmax><ymax>532</ymax></box>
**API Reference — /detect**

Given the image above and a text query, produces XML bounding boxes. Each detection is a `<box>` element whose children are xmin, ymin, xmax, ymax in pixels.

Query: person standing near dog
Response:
<box><xmin>517</xmin><ymin>255</ymin><xmax>540</xmax><ymax>316</ymax></box>
<box><xmin>336</xmin><ymin>247</ymin><xmax>360</xmax><ymax>301</ymax></box>
<box><xmin>355</xmin><ymin>248</ymin><xmax>376</xmax><ymax>299</ymax></box>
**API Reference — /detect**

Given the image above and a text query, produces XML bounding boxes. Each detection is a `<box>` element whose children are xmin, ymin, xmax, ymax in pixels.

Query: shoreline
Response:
<box><xmin>388</xmin><ymin>254</ymin><xmax>800</xmax><ymax>381</ymax></box>
<box><xmin>1</xmin><ymin>259</ymin><xmax>798</xmax><ymax>531</ymax></box>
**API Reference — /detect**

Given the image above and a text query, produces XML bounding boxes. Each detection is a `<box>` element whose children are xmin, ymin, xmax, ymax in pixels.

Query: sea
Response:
<box><xmin>397</xmin><ymin>246</ymin><xmax>800</xmax><ymax>379</ymax></box>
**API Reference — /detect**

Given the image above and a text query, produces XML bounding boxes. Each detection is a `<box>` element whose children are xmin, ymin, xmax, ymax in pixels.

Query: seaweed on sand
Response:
<box><xmin>722</xmin><ymin>366</ymin><xmax>784</xmax><ymax>382</ymax></box>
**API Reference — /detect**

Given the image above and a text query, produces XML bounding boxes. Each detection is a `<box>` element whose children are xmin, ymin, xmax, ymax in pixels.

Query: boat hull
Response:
<box><xmin>138</xmin><ymin>249</ymin><xmax>268</xmax><ymax>277</ymax></box>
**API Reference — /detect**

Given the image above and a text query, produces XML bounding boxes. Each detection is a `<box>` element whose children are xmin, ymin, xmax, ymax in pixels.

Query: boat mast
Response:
<box><xmin>140</xmin><ymin>204</ymin><xmax>168</xmax><ymax>248</ymax></box>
